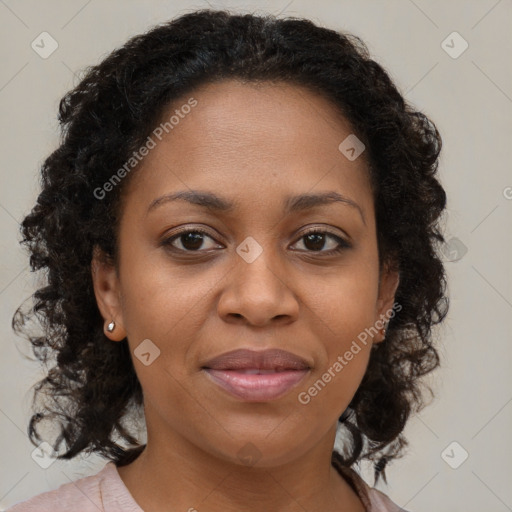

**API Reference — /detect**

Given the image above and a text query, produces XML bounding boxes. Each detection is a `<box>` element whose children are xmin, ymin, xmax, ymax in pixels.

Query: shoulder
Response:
<box><xmin>6</xmin><ymin>463</ymin><xmax>112</xmax><ymax>512</ymax></box>
<box><xmin>6</xmin><ymin>462</ymin><xmax>142</xmax><ymax>512</ymax></box>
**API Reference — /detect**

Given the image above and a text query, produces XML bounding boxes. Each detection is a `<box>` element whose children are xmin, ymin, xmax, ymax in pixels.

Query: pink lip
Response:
<box><xmin>203</xmin><ymin>368</ymin><xmax>310</xmax><ymax>401</ymax></box>
<box><xmin>201</xmin><ymin>348</ymin><xmax>311</xmax><ymax>402</ymax></box>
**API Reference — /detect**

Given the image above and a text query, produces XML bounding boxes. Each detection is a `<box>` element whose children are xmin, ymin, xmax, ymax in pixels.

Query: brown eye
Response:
<box><xmin>292</xmin><ymin>229</ymin><xmax>351</xmax><ymax>254</ymax></box>
<box><xmin>162</xmin><ymin>229</ymin><xmax>222</xmax><ymax>252</ymax></box>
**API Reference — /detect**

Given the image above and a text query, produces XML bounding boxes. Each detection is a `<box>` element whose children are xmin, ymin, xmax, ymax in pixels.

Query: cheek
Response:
<box><xmin>296</xmin><ymin>276</ymin><xmax>376</xmax><ymax>417</ymax></box>
<box><xmin>305</xmin><ymin>263</ymin><xmax>380</xmax><ymax>342</ymax></box>
<box><xmin>117</xmin><ymin>242</ymin><xmax>217</xmax><ymax>346</ymax></box>
<box><xmin>295</xmin><ymin>348</ymin><xmax>370</xmax><ymax>439</ymax></box>
<box><xmin>298</xmin><ymin>263</ymin><xmax>379</xmax><ymax>404</ymax></box>
<box><xmin>302</xmin><ymin>293</ymin><xmax>374</xmax><ymax>407</ymax></box>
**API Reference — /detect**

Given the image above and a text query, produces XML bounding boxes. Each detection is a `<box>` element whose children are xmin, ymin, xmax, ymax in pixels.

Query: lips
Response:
<box><xmin>202</xmin><ymin>348</ymin><xmax>311</xmax><ymax>402</ymax></box>
<box><xmin>202</xmin><ymin>348</ymin><xmax>310</xmax><ymax>371</ymax></box>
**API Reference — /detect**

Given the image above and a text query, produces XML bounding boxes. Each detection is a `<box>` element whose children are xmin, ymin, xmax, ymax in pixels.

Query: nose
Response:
<box><xmin>217</xmin><ymin>245</ymin><xmax>300</xmax><ymax>327</ymax></box>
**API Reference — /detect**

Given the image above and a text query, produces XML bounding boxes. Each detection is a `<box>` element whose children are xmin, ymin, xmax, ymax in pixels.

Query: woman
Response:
<box><xmin>10</xmin><ymin>8</ymin><xmax>448</xmax><ymax>511</ymax></box>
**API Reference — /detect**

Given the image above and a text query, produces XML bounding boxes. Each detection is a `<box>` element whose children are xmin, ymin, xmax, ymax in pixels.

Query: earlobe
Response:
<box><xmin>91</xmin><ymin>245</ymin><xmax>127</xmax><ymax>341</ymax></box>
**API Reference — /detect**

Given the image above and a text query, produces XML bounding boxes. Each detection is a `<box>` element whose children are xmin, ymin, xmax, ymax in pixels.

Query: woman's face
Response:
<box><xmin>92</xmin><ymin>79</ymin><xmax>399</xmax><ymax>467</ymax></box>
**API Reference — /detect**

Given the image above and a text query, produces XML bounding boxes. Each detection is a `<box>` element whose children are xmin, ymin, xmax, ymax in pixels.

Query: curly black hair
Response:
<box><xmin>12</xmin><ymin>8</ymin><xmax>448</xmax><ymax>485</ymax></box>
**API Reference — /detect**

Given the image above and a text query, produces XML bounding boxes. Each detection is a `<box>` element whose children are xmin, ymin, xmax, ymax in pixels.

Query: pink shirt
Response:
<box><xmin>6</xmin><ymin>461</ymin><xmax>407</xmax><ymax>511</ymax></box>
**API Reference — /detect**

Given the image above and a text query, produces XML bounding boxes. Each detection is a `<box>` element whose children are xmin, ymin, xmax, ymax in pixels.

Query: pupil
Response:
<box><xmin>305</xmin><ymin>233</ymin><xmax>325</xmax><ymax>251</ymax></box>
<box><xmin>182</xmin><ymin>232</ymin><xmax>203</xmax><ymax>250</ymax></box>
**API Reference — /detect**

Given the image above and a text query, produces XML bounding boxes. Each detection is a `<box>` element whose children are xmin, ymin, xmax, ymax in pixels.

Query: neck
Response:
<box><xmin>117</xmin><ymin>416</ymin><xmax>365</xmax><ymax>512</ymax></box>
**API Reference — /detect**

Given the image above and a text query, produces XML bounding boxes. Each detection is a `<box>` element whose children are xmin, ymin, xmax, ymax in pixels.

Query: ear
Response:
<box><xmin>91</xmin><ymin>245</ymin><xmax>127</xmax><ymax>341</ymax></box>
<box><xmin>373</xmin><ymin>262</ymin><xmax>400</xmax><ymax>344</ymax></box>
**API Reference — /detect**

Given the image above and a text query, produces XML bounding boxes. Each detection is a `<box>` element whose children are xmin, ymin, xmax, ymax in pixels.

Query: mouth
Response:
<box><xmin>201</xmin><ymin>348</ymin><xmax>311</xmax><ymax>402</ymax></box>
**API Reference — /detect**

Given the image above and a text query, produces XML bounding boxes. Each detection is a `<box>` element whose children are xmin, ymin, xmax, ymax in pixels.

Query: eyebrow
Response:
<box><xmin>147</xmin><ymin>189</ymin><xmax>365</xmax><ymax>224</ymax></box>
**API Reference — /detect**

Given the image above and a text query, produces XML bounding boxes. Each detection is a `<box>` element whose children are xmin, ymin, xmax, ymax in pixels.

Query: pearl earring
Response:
<box><xmin>107</xmin><ymin>321</ymin><xmax>115</xmax><ymax>333</ymax></box>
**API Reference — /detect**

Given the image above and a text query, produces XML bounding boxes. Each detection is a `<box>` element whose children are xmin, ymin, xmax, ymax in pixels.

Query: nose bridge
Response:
<box><xmin>217</xmin><ymin>234</ymin><xmax>299</xmax><ymax>325</ymax></box>
<box><xmin>239</xmin><ymin>239</ymin><xmax>282</xmax><ymax>291</ymax></box>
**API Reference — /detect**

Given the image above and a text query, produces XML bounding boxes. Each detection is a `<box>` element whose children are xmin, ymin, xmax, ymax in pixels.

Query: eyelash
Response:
<box><xmin>161</xmin><ymin>227</ymin><xmax>351</xmax><ymax>256</ymax></box>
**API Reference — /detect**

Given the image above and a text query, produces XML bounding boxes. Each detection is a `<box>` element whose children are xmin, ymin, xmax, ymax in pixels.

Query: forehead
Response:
<box><xmin>158</xmin><ymin>79</ymin><xmax>357</xmax><ymax>159</ymax></box>
<box><xmin>121</xmin><ymin>79</ymin><xmax>372</xmax><ymax>216</ymax></box>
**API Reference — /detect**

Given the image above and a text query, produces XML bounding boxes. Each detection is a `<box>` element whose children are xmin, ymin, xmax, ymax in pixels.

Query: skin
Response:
<box><xmin>91</xmin><ymin>79</ymin><xmax>399</xmax><ymax>512</ymax></box>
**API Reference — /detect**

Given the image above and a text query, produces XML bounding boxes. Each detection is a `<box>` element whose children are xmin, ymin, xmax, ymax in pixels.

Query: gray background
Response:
<box><xmin>1</xmin><ymin>0</ymin><xmax>511</xmax><ymax>510</ymax></box>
